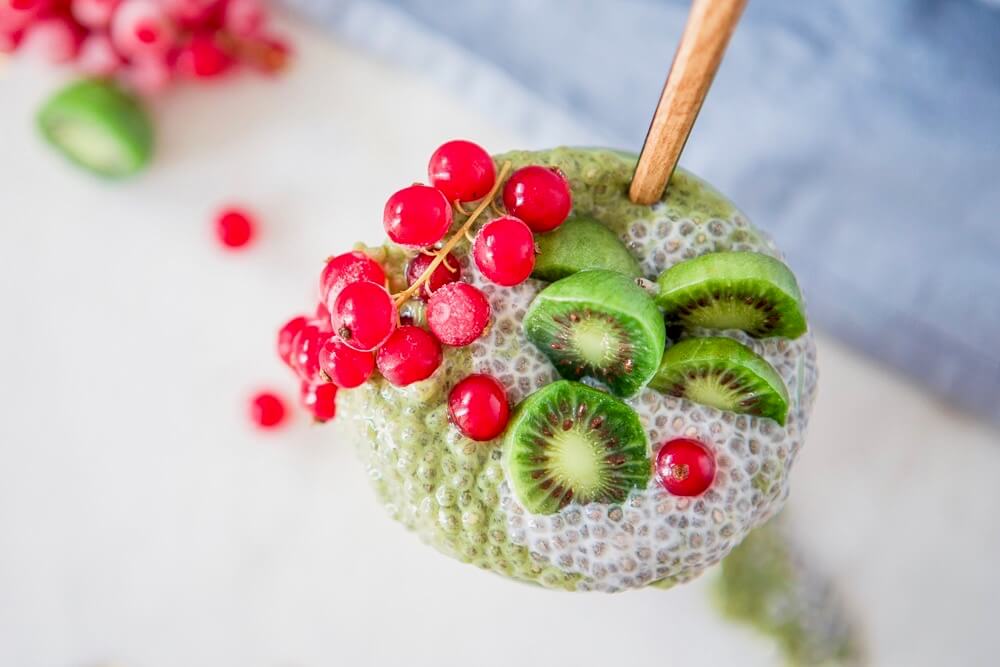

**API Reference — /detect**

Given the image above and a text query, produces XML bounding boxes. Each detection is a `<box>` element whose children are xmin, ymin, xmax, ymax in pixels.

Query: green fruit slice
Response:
<box><xmin>532</xmin><ymin>215</ymin><xmax>643</xmax><ymax>282</ymax></box>
<box><xmin>504</xmin><ymin>380</ymin><xmax>651</xmax><ymax>514</ymax></box>
<box><xmin>37</xmin><ymin>78</ymin><xmax>153</xmax><ymax>179</ymax></box>
<box><xmin>650</xmin><ymin>337</ymin><xmax>790</xmax><ymax>425</ymax></box>
<box><xmin>656</xmin><ymin>252</ymin><xmax>807</xmax><ymax>339</ymax></box>
<box><xmin>524</xmin><ymin>270</ymin><xmax>666</xmax><ymax>397</ymax></box>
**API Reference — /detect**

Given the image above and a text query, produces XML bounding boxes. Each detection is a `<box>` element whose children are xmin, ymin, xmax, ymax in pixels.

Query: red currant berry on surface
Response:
<box><xmin>111</xmin><ymin>0</ymin><xmax>175</xmax><ymax>57</ymax></box>
<box><xmin>473</xmin><ymin>215</ymin><xmax>536</xmax><ymax>286</ymax></box>
<box><xmin>289</xmin><ymin>322</ymin><xmax>329</xmax><ymax>382</ymax></box>
<box><xmin>277</xmin><ymin>315</ymin><xmax>308</xmax><ymax>366</ymax></box>
<box><xmin>215</xmin><ymin>207</ymin><xmax>255</xmax><ymax>248</ymax></box>
<box><xmin>426</xmin><ymin>282</ymin><xmax>491</xmax><ymax>346</ymax></box>
<box><xmin>78</xmin><ymin>33</ymin><xmax>123</xmax><ymax>76</ymax></box>
<box><xmin>302</xmin><ymin>382</ymin><xmax>337</xmax><ymax>422</ymax></box>
<box><xmin>319</xmin><ymin>337</ymin><xmax>375</xmax><ymax>388</ymax></box>
<box><xmin>427</xmin><ymin>140</ymin><xmax>496</xmax><ymax>203</ymax></box>
<box><xmin>250</xmin><ymin>391</ymin><xmax>287</xmax><ymax>429</ymax></box>
<box><xmin>655</xmin><ymin>438</ymin><xmax>716</xmax><ymax>496</ymax></box>
<box><xmin>502</xmin><ymin>165</ymin><xmax>572</xmax><ymax>232</ymax></box>
<box><xmin>383</xmin><ymin>184</ymin><xmax>453</xmax><ymax>247</ymax></box>
<box><xmin>405</xmin><ymin>251</ymin><xmax>461</xmax><ymax>297</ymax></box>
<box><xmin>22</xmin><ymin>17</ymin><xmax>82</xmax><ymax>64</ymax></box>
<box><xmin>124</xmin><ymin>53</ymin><xmax>173</xmax><ymax>95</ymax></box>
<box><xmin>375</xmin><ymin>325</ymin><xmax>443</xmax><ymax>387</ymax></box>
<box><xmin>448</xmin><ymin>374</ymin><xmax>509</xmax><ymax>441</ymax></box>
<box><xmin>320</xmin><ymin>251</ymin><xmax>386</xmax><ymax>307</ymax></box>
<box><xmin>330</xmin><ymin>281</ymin><xmax>397</xmax><ymax>352</ymax></box>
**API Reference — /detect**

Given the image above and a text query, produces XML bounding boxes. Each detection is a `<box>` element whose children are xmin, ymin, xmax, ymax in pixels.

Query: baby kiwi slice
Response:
<box><xmin>504</xmin><ymin>380</ymin><xmax>650</xmax><ymax>515</ymax></box>
<box><xmin>37</xmin><ymin>79</ymin><xmax>154</xmax><ymax>179</ymax></box>
<box><xmin>650</xmin><ymin>337</ymin><xmax>790</xmax><ymax>425</ymax></box>
<box><xmin>532</xmin><ymin>215</ymin><xmax>643</xmax><ymax>282</ymax></box>
<box><xmin>656</xmin><ymin>252</ymin><xmax>807</xmax><ymax>339</ymax></box>
<box><xmin>524</xmin><ymin>270</ymin><xmax>666</xmax><ymax>397</ymax></box>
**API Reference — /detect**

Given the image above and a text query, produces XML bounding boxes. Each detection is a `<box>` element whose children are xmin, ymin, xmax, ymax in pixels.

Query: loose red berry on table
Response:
<box><xmin>406</xmin><ymin>251</ymin><xmax>462</xmax><ymax>297</ymax></box>
<box><xmin>426</xmin><ymin>282</ymin><xmax>491</xmax><ymax>347</ymax></box>
<box><xmin>655</xmin><ymin>438</ymin><xmax>716</xmax><ymax>496</ymax></box>
<box><xmin>448</xmin><ymin>374</ymin><xmax>510</xmax><ymax>441</ymax></box>
<box><xmin>330</xmin><ymin>281</ymin><xmax>397</xmax><ymax>352</ymax></box>
<box><xmin>320</xmin><ymin>250</ymin><xmax>386</xmax><ymax>307</ymax></box>
<box><xmin>277</xmin><ymin>315</ymin><xmax>308</xmax><ymax>366</ymax></box>
<box><xmin>502</xmin><ymin>165</ymin><xmax>572</xmax><ymax>232</ymax></box>
<box><xmin>215</xmin><ymin>207</ymin><xmax>255</xmax><ymax>248</ymax></box>
<box><xmin>289</xmin><ymin>322</ymin><xmax>329</xmax><ymax>382</ymax></box>
<box><xmin>383</xmin><ymin>184</ymin><xmax>453</xmax><ymax>247</ymax></box>
<box><xmin>375</xmin><ymin>325</ymin><xmax>443</xmax><ymax>387</ymax></box>
<box><xmin>427</xmin><ymin>140</ymin><xmax>496</xmax><ymax>203</ymax></box>
<box><xmin>473</xmin><ymin>215</ymin><xmax>536</xmax><ymax>286</ymax></box>
<box><xmin>250</xmin><ymin>391</ymin><xmax>287</xmax><ymax>429</ymax></box>
<box><xmin>319</xmin><ymin>337</ymin><xmax>375</xmax><ymax>388</ymax></box>
<box><xmin>302</xmin><ymin>382</ymin><xmax>337</xmax><ymax>422</ymax></box>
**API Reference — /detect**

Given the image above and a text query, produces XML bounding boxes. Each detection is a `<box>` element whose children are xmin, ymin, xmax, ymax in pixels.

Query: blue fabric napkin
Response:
<box><xmin>286</xmin><ymin>0</ymin><xmax>1000</xmax><ymax>425</ymax></box>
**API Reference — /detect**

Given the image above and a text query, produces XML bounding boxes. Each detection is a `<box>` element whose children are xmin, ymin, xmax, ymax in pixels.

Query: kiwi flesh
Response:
<box><xmin>504</xmin><ymin>380</ymin><xmax>651</xmax><ymax>515</ymax></box>
<box><xmin>37</xmin><ymin>79</ymin><xmax>154</xmax><ymax>179</ymax></box>
<box><xmin>532</xmin><ymin>215</ymin><xmax>643</xmax><ymax>282</ymax></box>
<box><xmin>524</xmin><ymin>270</ymin><xmax>666</xmax><ymax>398</ymax></box>
<box><xmin>650</xmin><ymin>337</ymin><xmax>790</xmax><ymax>425</ymax></box>
<box><xmin>656</xmin><ymin>252</ymin><xmax>807</xmax><ymax>339</ymax></box>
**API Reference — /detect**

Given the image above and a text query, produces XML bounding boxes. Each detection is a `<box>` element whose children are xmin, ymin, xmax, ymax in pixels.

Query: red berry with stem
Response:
<box><xmin>330</xmin><ymin>281</ymin><xmax>397</xmax><ymax>352</ymax></box>
<box><xmin>427</xmin><ymin>140</ymin><xmax>496</xmax><ymax>203</ymax></box>
<box><xmin>448</xmin><ymin>374</ymin><xmax>510</xmax><ymax>441</ymax></box>
<box><xmin>502</xmin><ymin>165</ymin><xmax>572</xmax><ymax>232</ymax></box>
<box><xmin>375</xmin><ymin>325</ymin><xmax>443</xmax><ymax>387</ymax></box>
<box><xmin>215</xmin><ymin>207</ymin><xmax>255</xmax><ymax>248</ymax></box>
<box><xmin>289</xmin><ymin>322</ymin><xmax>329</xmax><ymax>382</ymax></box>
<box><xmin>319</xmin><ymin>337</ymin><xmax>375</xmax><ymax>388</ymax></box>
<box><xmin>406</xmin><ymin>251</ymin><xmax>461</xmax><ymax>297</ymax></box>
<box><xmin>426</xmin><ymin>282</ymin><xmax>491</xmax><ymax>346</ymax></box>
<box><xmin>655</xmin><ymin>438</ymin><xmax>716</xmax><ymax>497</ymax></box>
<box><xmin>302</xmin><ymin>382</ymin><xmax>337</xmax><ymax>422</ymax></box>
<box><xmin>473</xmin><ymin>215</ymin><xmax>536</xmax><ymax>286</ymax></box>
<box><xmin>320</xmin><ymin>251</ymin><xmax>386</xmax><ymax>307</ymax></box>
<box><xmin>277</xmin><ymin>315</ymin><xmax>308</xmax><ymax>366</ymax></box>
<box><xmin>383</xmin><ymin>184</ymin><xmax>453</xmax><ymax>247</ymax></box>
<box><xmin>250</xmin><ymin>391</ymin><xmax>287</xmax><ymax>429</ymax></box>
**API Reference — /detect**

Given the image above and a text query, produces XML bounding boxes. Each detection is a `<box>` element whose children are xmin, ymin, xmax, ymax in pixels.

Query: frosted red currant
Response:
<box><xmin>426</xmin><ymin>282</ymin><xmax>491</xmax><ymax>346</ymax></box>
<box><xmin>277</xmin><ymin>315</ymin><xmax>308</xmax><ymax>366</ymax></box>
<box><xmin>655</xmin><ymin>438</ymin><xmax>716</xmax><ymax>496</ymax></box>
<box><xmin>330</xmin><ymin>281</ymin><xmax>397</xmax><ymax>352</ymax></box>
<box><xmin>319</xmin><ymin>337</ymin><xmax>375</xmax><ymax>389</ymax></box>
<box><xmin>448</xmin><ymin>374</ymin><xmax>510</xmax><ymax>441</ymax></box>
<box><xmin>375</xmin><ymin>325</ymin><xmax>443</xmax><ymax>387</ymax></box>
<box><xmin>215</xmin><ymin>207</ymin><xmax>255</xmax><ymax>248</ymax></box>
<box><xmin>427</xmin><ymin>140</ymin><xmax>496</xmax><ymax>203</ymax></box>
<box><xmin>502</xmin><ymin>165</ymin><xmax>572</xmax><ymax>232</ymax></box>
<box><xmin>320</xmin><ymin>251</ymin><xmax>386</xmax><ymax>307</ymax></box>
<box><xmin>302</xmin><ymin>382</ymin><xmax>337</xmax><ymax>422</ymax></box>
<box><xmin>250</xmin><ymin>391</ymin><xmax>287</xmax><ymax>429</ymax></box>
<box><xmin>406</xmin><ymin>251</ymin><xmax>461</xmax><ymax>297</ymax></box>
<box><xmin>289</xmin><ymin>322</ymin><xmax>329</xmax><ymax>382</ymax></box>
<box><xmin>22</xmin><ymin>17</ymin><xmax>82</xmax><ymax>64</ymax></box>
<box><xmin>383</xmin><ymin>185</ymin><xmax>453</xmax><ymax>247</ymax></box>
<box><xmin>473</xmin><ymin>215</ymin><xmax>536</xmax><ymax>286</ymax></box>
<box><xmin>111</xmin><ymin>0</ymin><xmax>175</xmax><ymax>57</ymax></box>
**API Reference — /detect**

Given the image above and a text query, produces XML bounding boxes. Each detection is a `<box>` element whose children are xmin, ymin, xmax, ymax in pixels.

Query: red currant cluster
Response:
<box><xmin>0</xmin><ymin>0</ymin><xmax>288</xmax><ymax>94</ymax></box>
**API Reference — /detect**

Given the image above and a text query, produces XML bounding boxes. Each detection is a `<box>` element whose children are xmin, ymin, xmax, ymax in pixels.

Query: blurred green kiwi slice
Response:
<box><xmin>532</xmin><ymin>215</ymin><xmax>643</xmax><ymax>281</ymax></box>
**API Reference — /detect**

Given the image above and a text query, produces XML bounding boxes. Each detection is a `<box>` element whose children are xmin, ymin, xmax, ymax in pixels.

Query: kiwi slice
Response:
<box><xmin>650</xmin><ymin>337</ymin><xmax>790</xmax><ymax>425</ymax></box>
<box><xmin>656</xmin><ymin>252</ymin><xmax>807</xmax><ymax>339</ymax></box>
<box><xmin>524</xmin><ymin>270</ymin><xmax>666</xmax><ymax>397</ymax></box>
<box><xmin>504</xmin><ymin>380</ymin><xmax>651</xmax><ymax>514</ymax></box>
<box><xmin>532</xmin><ymin>215</ymin><xmax>643</xmax><ymax>281</ymax></box>
<box><xmin>37</xmin><ymin>79</ymin><xmax>154</xmax><ymax>179</ymax></box>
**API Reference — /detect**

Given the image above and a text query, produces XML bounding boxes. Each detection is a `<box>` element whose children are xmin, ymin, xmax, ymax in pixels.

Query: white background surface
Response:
<box><xmin>2</xmin><ymin>18</ymin><xmax>999</xmax><ymax>667</ymax></box>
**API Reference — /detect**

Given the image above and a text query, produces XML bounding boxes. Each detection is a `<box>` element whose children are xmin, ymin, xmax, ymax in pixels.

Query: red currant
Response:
<box><xmin>320</xmin><ymin>251</ymin><xmax>386</xmax><ymax>307</ymax></box>
<box><xmin>502</xmin><ymin>165</ymin><xmax>572</xmax><ymax>232</ymax></box>
<box><xmin>78</xmin><ymin>34</ymin><xmax>123</xmax><ymax>76</ymax></box>
<box><xmin>319</xmin><ymin>337</ymin><xmax>375</xmax><ymax>388</ymax></box>
<box><xmin>330</xmin><ymin>281</ymin><xmax>397</xmax><ymax>352</ymax></box>
<box><xmin>111</xmin><ymin>0</ymin><xmax>174</xmax><ymax>57</ymax></box>
<box><xmin>375</xmin><ymin>325</ymin><xmax>443</xmax><ymax>387</ymax></box>
<box><xmin>302</xmin><ymin>382</ymin><xmax>337</xmax><ymax>422</ymax></box>
<box><xmin>176</xmin><ymin>32</ymin><xmax>234</xmax><ymax>78</ymax></box>
<box><xmin>383</xmin><ymin>184</ymin><xmax>453</xmax><ymax>247</ymax></box>
<box><xmin>426</xmin><ymin>282</ymin><xmax>491</xmax><ymax>346</ymax></box>
<box><xmin>289</xmin><ymin>322</ymin><xmax>329</xmax><ymax>382</ymax></box>
<box><xmin>473</xmin><ymin>215</ymin><xmax>536</xmax><ymax>286</ymax></box>
<box><xmin>405</xmin><ymin>251</ymin><xmax>461</xmax><ymax>297</ymax></box>
<box><xmin>250</xmin><ymin>391</ymin><xmax>287</xmax><ymax>429</ymax></box>
<box><xmin>427</xmin><ymin>140</ymin><xmax>496</xmax><ymax>203</ymax></box>
<box><xmin>215</xmin><ymin>207</ymin><xmax>255</xmax><ymax>248</ymax></box>
<box><xmin>277</xmin><ymin>315</ymin><xmax>308</xmax><ymax>366</ymax></box>
<box><xmin>448</xmin><ymin>374</ymin><xmax>510</xmax><ymax>441</ymax></box>
<box><xmin>72</xmin><ymin>0</ymin><xmax>120</xmax><ymax>30</ymax></box>
<box><xmin>655</xmin><ymin>438</ymin><xmax>716</xmax><ymax>496</ymax></box>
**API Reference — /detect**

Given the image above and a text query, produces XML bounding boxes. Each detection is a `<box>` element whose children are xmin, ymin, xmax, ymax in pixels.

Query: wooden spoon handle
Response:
<box><xmin>629</xmin><ymin>0</ymin><xmax>747</xmax><ymax>205</ymax></box>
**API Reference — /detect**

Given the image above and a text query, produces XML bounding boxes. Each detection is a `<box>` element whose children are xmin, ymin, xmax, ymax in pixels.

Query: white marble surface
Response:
<box><xmin>1</xmin><ymin>18</ymin><xmax>998</xmax><ymax>667</ymax></box>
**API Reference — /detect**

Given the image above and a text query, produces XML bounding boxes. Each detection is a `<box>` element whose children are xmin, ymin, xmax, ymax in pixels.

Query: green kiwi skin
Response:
<box><xmin>524</xmin><ymin>270</ymin><xmax>666</xmax><ymax>398</ymax></box>
<box><xmin>650</xmin><ymin>337</ymin><xmax>790</xmax><ymax>425</ymax></box>
<box><xmin>656</xmin><ymin>252</ymin><xmax>807</xmax><ymax>339</ymax></box>
<box><xmin>503</xmin><ymin>380</ymin><xmax>651</xmax><ymax>515</ymax></box>
<box><xmin>37</xmin><ymin>78</ymin><xmax>154</xmax><ymax>179</ymax></box>
<box><xmin>532</xmin><ymin>215</ymin><xmax>643</xmax><ymax>282</ymax></box>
